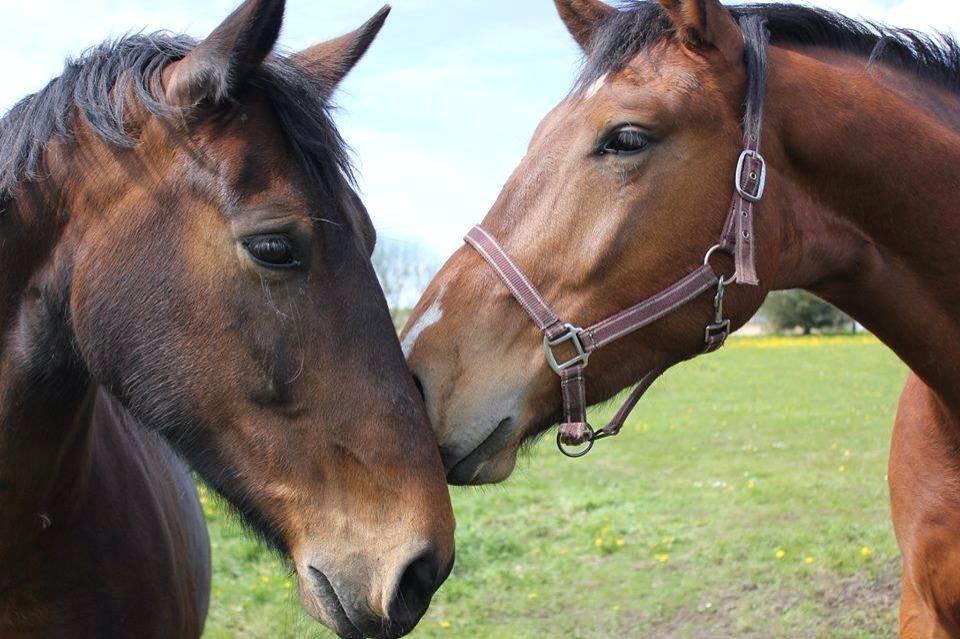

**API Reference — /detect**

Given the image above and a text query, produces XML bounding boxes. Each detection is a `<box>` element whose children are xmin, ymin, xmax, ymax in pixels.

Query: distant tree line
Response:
<box><xmin>762</xmin><ymin>290</ymin><xmax>852</xmax><ymax>335</ymax></box>
<box><xmin>372</xmin><ymin>237</ymin><xmax>437</xmax><ymax>328</ymax></box>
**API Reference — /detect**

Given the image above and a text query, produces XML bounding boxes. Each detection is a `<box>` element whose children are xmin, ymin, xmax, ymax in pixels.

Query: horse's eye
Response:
<box><xmin>599</xmin><ymin>127</ymin><xmax>650</xmax><ymax>156</ymax></box>
<box><xmin>243</xmin><ymin>235</ymin><xmax>300</xmax><ymax>269</ymax></box>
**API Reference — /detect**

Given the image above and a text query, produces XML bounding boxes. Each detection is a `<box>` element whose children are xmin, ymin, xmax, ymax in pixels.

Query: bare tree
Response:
<box><xmin>372</xmin><ymin>237</ymin><xmax>437</xmax><ymax>327</ymax></box>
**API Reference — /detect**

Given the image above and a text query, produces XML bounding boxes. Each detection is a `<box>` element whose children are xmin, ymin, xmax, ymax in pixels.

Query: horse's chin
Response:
<box><xmin>446</xmin><ymin>445</ymin><xmax>519</xmax><ymax>485</ymax></box>
<box><xmin>444</xmin><ymin>413</ymin><xmax>560</xmax><ymax>485</ymax></box>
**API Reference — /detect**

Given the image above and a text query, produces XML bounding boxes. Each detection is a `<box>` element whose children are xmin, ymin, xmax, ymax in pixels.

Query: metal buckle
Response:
<box><xmin>543</xmin><ymin>324</ymin><xmax>590</xmax><ymax>374</ymax></box>
<box><xmin>705</xmin><ymin>320</ymin><xmax>731</xmax><ymax>346</ymax></box>
<box><xmin>735</xmin><ymin>149</ymin><xmax>767</xmax><ymax>202</ymax></box>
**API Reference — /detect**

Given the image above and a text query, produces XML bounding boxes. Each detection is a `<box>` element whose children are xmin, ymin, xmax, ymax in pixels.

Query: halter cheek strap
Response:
<box><xmin>464</xmin><ymin>118</ymin><xmax>766</xmax><ymax>458</ymax></box>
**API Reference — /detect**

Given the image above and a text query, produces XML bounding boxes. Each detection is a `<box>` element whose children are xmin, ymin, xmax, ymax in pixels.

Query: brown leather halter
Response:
<box><xmin>465</xmin><ymin>28</ymin><xmax>768</xmax><ymax>458</ymax></box>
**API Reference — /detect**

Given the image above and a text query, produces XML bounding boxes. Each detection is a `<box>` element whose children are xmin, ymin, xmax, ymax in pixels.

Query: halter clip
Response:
<box><xmin>543</xmin><ymin>324</ymin><xmax>590</xmax><ymax>374</ymax></box>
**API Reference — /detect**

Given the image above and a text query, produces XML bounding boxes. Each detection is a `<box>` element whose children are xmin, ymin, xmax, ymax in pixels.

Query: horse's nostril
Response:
<box><xmin>387</xmin><ymin>550</ymin><xmax>441</xmax><ymax>631</ymax></box>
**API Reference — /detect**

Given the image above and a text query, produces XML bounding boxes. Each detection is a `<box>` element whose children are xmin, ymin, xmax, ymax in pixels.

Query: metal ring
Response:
<box><xmin>703</xmin><ymin>245</ymin><xmax>737</xmax><ymax>286</ymax></box>
<box><xmin>556</xmin><ymin>426</ymin><xmax>596</xmax><ymax>458</ymax></box>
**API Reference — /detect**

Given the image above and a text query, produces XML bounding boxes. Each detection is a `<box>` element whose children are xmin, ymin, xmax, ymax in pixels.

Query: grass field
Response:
<box><xmin>201</xmin><ymin>334</ymin><xmax>908</xmax><ymax>639</ymax></box>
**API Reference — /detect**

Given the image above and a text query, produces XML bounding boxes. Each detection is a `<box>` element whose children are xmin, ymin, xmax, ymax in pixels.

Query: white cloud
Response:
<box><xmin>344</xmin><ymin>126</ymin><xmax>511</xmax><ymax>256</ymax></box>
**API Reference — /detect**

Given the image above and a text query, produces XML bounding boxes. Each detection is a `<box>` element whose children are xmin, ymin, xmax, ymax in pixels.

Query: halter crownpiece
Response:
<box><xmin>464</xmin><ymin>20</ymin><xmax>769</xmax><ymax>458</ymax></box>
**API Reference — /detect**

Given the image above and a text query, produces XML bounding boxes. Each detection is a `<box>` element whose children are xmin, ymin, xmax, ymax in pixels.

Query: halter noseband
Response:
<box><xmin>465</xmin><ymin>31</ymin><xmax>768</xmax><ymax>458</ymax></box>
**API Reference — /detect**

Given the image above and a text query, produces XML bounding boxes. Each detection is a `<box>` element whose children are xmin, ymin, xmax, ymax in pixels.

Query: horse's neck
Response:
<box><xmin>0</xmin><ymin>374</ymin><xmax>96</xmax><ymax>560</ymax></box>
<box><xmin>769</xmin><ymin>46</ymin><xmax>960</xmax><ymax>410</ymax></box>
<box><xmin>0</xmin><ymin>185</ymin><xmax>95</xmax><ymax>554</ymax></box>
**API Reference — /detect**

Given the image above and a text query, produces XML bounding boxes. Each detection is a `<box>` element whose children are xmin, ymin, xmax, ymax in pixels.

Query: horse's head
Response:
<box><xmin>405</xmin><ymin>0</ymin><xmax>773</xmax><ymax>485</ymax></box>
<box><xmin>12</xmin><ymin>1</ymin><xmax>454</xmax><ymax>636</ymax></box>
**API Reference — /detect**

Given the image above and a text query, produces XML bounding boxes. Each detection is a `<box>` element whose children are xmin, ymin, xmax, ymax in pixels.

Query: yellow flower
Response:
<box><xmin>440</xmin><ymin>620</ymin><xmax>451</xmax><ymax>630</ymax></box>
<box><xmin>839</xmin><ymin>464</ymin><xmax>846</xmax><ymax>473</ymax></box>
<box><xmin>860</xmin><ymin>546</ymin><xmax>873</xmax><ymax>558</ymax></box>
<box><xmin>528</xmin><ymin>592</ymin><xmax>538</xmax><ymax>600</ymax></box>
<box><xmin>804</xmin><ymin>556</ymin><xmax>814</xmax><ymax>564</ymax></box>
<box><xmin>843</xmin><ymin>449</ymin><xmax>851</xmax><ymax>457</ymax></box>
<box><xmin>662</xmin><ymin>535</ymin><xmax>673</xmax><ymax>544</ymax></box>
<box><xmin>595</xmin><ymin>538</ymin><xmax>603</xmax><ymax>547</ymax></box>
<box><xmin>655</xmin><ymin>553</ymin><xmax>670</xmax><ymax>563</ymax></box>
<box><xmin>747</xmin><ymin>480</ymin><xmax>756</xmax><ymax>490</ymax></box>
<box><xmin>831</xmin><ymin>442</ymin><xmax>838</xmax><ymax>450</ymax></box>
<box><xmin>775</xmin><ymin>549</ymin><xmax>786</xmax><ymax>559</ymax></box>
<box><xmin>616</xmin><ymin>539</ymin><xmax>626</xmax><ymax>548</ymax></box>
<box><xmin>284</xmin><ymin>580</ymin><xmax>293</xmax><ymax>589</ymax></box>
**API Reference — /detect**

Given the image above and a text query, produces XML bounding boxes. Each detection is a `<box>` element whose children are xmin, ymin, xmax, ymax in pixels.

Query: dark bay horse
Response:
<box><xmin>405</xmin><ymin>0</ymin><xmax>960</xmax><ymax>635</ymax></box>
<box><xmin>0</xmin><ymin>1</ymin><xmax>455</xmax><ymax>638</ymax></box>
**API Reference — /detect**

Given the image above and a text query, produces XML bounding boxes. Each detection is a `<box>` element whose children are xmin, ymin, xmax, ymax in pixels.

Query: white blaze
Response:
<box><xmin>583</xmin><ymin>73</ymin><xmax>609</xmax><ymax>100</ymax></box>
<box><xmin>401</xmin><ymin>287</ymin><xmax>446</xmax><ymax>358</ymax></box>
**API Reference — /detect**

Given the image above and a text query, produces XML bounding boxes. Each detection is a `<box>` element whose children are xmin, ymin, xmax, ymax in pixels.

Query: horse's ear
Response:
<box><xmin>554</xmin><ymin>0</ymin><xmax>616</xmax><ymax>51</ymax></box>
<box><xmin>166</xmin><ymin>0</ymin><xmax>285</xmax><ymax>107</ymax></box>
<box><xmin>657</xmin><ymin>0</ymin><xmax>743</xmax><ymax>64</ymax></box>
<box><xmin>292</xmin><ymin>5</ymin><xmax>391</xmax><ymax>99</ymax></box>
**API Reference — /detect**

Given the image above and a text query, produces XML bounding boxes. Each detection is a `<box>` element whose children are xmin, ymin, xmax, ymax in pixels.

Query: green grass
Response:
<box><xmin>202</xmin><ymin>334</ymin><xmax>908</xmax><ymax>639</ymax></box>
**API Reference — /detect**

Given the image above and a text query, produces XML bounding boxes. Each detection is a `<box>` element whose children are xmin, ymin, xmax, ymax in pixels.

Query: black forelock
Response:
<box><xmin>0</xmin><ymin>32</ymin><xmax>354</xmax><ymax>204</ymax></box>
<box><xmin>576</xmin><ymin>2</ymin><xmax>960</xmax><ymax>97</ymax></box>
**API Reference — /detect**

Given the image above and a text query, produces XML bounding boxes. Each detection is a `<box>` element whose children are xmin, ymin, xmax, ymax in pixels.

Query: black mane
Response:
<box><xmin>0</xmin><ymin>32</ymin><xmax>353</xmax><ymax>203</ymax></box>
<box><xmin>578</xmin><ymin>2</ymin><xmax>960</xmax><ymax>95</ymax></box>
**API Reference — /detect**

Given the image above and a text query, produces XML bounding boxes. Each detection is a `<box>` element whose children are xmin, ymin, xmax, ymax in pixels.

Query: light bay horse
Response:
<box><xmin>405</xmin><ymin>1</ymin><xmax>960</xmax><ymax>635</ymax></box>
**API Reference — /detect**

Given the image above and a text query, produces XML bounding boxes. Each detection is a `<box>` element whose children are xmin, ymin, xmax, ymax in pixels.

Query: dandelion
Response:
<box><xmin>440</xmin><ymin>620</ymin><xmax>451</xmax><ymax>630</ymax></box>
<box><xmin>831</xmin><ymin>442</ymin><xmax>838</xmax><ymax>450</ymax></box>
<box><xmin>662</xmin><ymin>535</ymin><xmax>673</xmax><ymax>544</ymax></box>
<box><xmin>804</xmin><ymin>556</ymin><xmax>814</xmax><ymax>564</ymax></box>
<box><xmin>529</xmin><ymin>592</ymin><xmax>538</xmax><ymax>600</ymax></box>
<box><xmin>775</xmin><ymin>549</ymin><xmax>786</xmax><ymax>559</ymax></box>
<box><xmin>839</xmin><ymin>464</ymin><xmax>846</xmax><ymax>473</ymax></box>
<box><xmin>747</xmin><ymin>480</ymin><xmax>756</xmax><ymax>490</ymax></box>
<box><xmin>843</xmin><ymin>449</ymin><xmax>851</xmax><ymax>457</ymax></box>
<box><xmin>284</xmin><ymin>580</ymin><xmax>293</xmax><ymax>589</ymax></box>
<box><xmin>260</xmin><ymin>575</ymin><xmax>270</xmax><ymax>584</ymax></box>
<box><xmin>595</xmin><ymin>538</ymin><xmax>603</xmax><ymax>547</ymax></box>
<box><xmin>655</xmin><ymin>553</ymin><xmax>670</xmax><ymax>563</ymax></box>
<box><xmin>616</xmin><ymin>539</ymin><xmax>626</xmax><ymax>548</ymax></box>
<box><xmin>860</xmin><ymin>546</ymin><xmax>873</xmax><ymax>558</ymax></box>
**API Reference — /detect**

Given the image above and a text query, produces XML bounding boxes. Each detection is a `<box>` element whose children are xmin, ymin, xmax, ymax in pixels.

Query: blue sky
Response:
<box><xmin>1</xmin><ymin>0</ymin><xmax>956</xmax><ymax>257</ymax></box>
